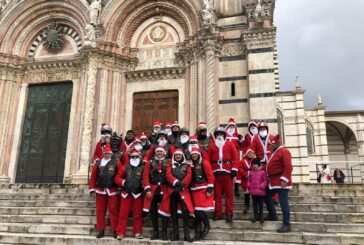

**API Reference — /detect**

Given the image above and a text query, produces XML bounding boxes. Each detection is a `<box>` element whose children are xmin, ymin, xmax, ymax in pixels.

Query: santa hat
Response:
<box><xmin>101</xmin><ymin>123</ymin><xmax>112</xmax><ymax>132</ymax></box>
<box><xmin>173</xmin><ymin>149</ymin><xmax>186</xmax><ymax>163</ymax></box>
<box><xmin>153</xmin><ymin>121</ymin><xmax>162</xmax><ymax>128</ymax></box>
<box><xmin>197</xmin><ymin>121</ymin><xmax>207</xmax><ymax>130</ymax></box>
<box><xmin>245</xmin><ymin>147</ymin><xmax>254</xmax><ymax>154</ymax></box>
<box><xmin>130</xmin><ymin>149</ymin><xmax>140</xmax><ymax>157</ymax></box>
<box><xmin>140</xmin><ymin>132</ymin><xmax>148</xmax><ymax>139</ymax></box>
<box><xmin>155</xmin><ymin>146</ymin><xmax>166</xmax><ymax>153</ymax></box>
<box><xmin>165</xmin><ymin>122</ymin><xmax>172</xmax><ymax>128</ymax></box>
<box><xmin>258</xmin><ymin>122</ymin><xmax>269</xmax><ymax>130</ymax></box>
<box><xmin>171</xmin><ymin>121</ymin><xmax>180</xmax><ymax>128</ymax></box>
<box><xmin>227</xmin><ymin>118</ymin><xmax>236</xmax><ymax>126</ymax></box>
<box><xmin>102</xmin><ymin>144</ymin><xmax>112</xmax><ymax>155</ymax></box>
<box><xmin>248</xmin><ymin>121</ymin><xmax>259</xmax><ymax>128</ymax></box>
<box><xmin>189</xmin><ymin>135</ymin><xmax>198</xmax><ymax>143</ymax></box>
<box><xmin>134</xmin><ymin>136</ymin><xmax>141</xmax><ymax>143</ymax></box>
<box><xmin>190</xmin><ymin>147</ymin><xmax>201</xmax><ymax>155</ymax></box>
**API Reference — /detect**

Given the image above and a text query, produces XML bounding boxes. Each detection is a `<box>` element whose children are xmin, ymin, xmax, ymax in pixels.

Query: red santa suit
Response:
<box><xmin>266</xmin><ymin>146</ymin><xmax>293</xmax><ymax>189</ymax></box>
<box><xmin>251</xmin><ymin>134</ymin><xmax>280</xmax><ymax>163</ymax></box>
<box><xmin>241</xmin><ymin>121</ymin><xmax>259</xmax><ymax>154</ymax></box>
<box><xmin>92</xmin><ymin>123</ymin><xmax>113</xmax><ymax>164</ymax></box>
<box><xmin>158</xmin><ymin>151</ymin><xmax>194</xmax><ymax>217</ymax></box>
<box><xmin>89</xmin><ymin>144</ymin><xmax>121</xmax><ymax>233</ymax></box>
<box><xmin>115</xmin><ymin>150</ymin><xmax>145</xmax><ymax>237</ymax></box>
<box><xmin>238</xmin><ymin>156</ymin><xmax>252</xmax><ymax>193</ymax></box>
<box><xmin>190</xmin><ymin>148</ymin><xmax>215</xmax><ymax>211</ymax></box>
<box><xmin>206</xmin><ymin>137</ymin><xmax>239</xmax><ymax>216</ymax></box>
<box><xmin>225</xmin><ymin>118</ymin><xmax>244</xmax><ymax>151</ymax></box>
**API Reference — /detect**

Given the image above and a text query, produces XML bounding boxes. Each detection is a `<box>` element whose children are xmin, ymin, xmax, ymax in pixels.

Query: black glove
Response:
<box><xmin>174</xmin><ymin>180</ymin><xmax>182</xmax><ymax>188</ymax></box>
<box><xmin>230</xmin><ymin>170</ymin><xmax>237</xmax><ymax>178</ymax></box>
<box><xmin>238</xmin><ymin>134</ymin><xmax>243</xmax><ymax>141</ymax></box>
<box><xmin>207</xmin><ymin>187</ymin><xmax>213</xmax><ymax>194</ymax></box>
<box><xmin>176</xmin><ymin>183</ymin><xmax>185</xmax><ymax>192</ymax></box>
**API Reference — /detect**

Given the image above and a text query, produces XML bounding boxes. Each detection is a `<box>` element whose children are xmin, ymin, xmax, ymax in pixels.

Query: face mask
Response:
<box><xmin>158</xmin><ymin>139</ymin><xmax>167</xmax><ymax>146</ymax></box>
<box><xmin>153</xmin><ymin>128</ymin><xmax>160</xmax><ymax>134</ymax></box>
<box><xmin>216</xmin><ymin>138</ymin><xmax>225</xmax><ymax>147</ymax></box>
<box><xmin>188</xmin><ymin>144</ymin><xmax>198</xmax><ymax>152</ymax></box>
<box><xmin>227</xmin><ymin>128</ymin><xmax>235</xmax><ymax>135</ymax></box>
<box><xmin>130</xmin><ymin>158</ymin><xmax>140</xmax><ymax>167</ymax></box>
<box><xmin>134</xmin><ymin>144</ymin><xmax>142</xmax><ymax>151</ymax></box>
<box><xmin>250</xmin><ymin>127</ymin><xmax>258</xmax><ymax>135</ymax></box>
<box><xmin>259</xmin><ymin>130</ymin><xmax>268</xmax><ymax>138</ymax></box>
<box><xmin>141</xmin><ymin>141</ymin><xmax>146</xmax><ymax>146</ymax></box>
<box><xmin>166</xmin><ymin>129</ymin><xmax>172</xmax><ymax>136</ymax></box>
<box><xmin>180</xmin><ymin>135</ymin><xmax>189</xmax><ymax>144</ymax></box>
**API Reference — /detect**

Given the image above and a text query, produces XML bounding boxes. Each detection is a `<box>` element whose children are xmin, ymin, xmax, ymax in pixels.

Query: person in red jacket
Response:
<box><xmin>190</xmin><ymin>147</ymin><xmax>214</xmax><ymax>241</ymax></box>
<box><xmin>265</xmin><ymin>141</ymin><xmax>293</xmax><ymax>233</ymax></box>
<box><xmin>251</xmin><ymin>122</ymin><xmax>280</xmax><ymax>165</ymax></box>
<box><xmin>241</xmin><ymin>121</ymin><xmax>259</xmax><ymax>154</ymax></box>
<box><xmin>89</xmin><ymin>144</ymin><xmax>121</xmax><ymax>239</ymax></box>
<box><xmin>206</xmin><ymin>127</ymin><xmax>239</xmax><ymax>223</ymax></box>
<box><xmin>142</xmin><ymin>146</ymin><xmax>170</xmax><ymax>240</ymax></box>
<box><xmin>238</xmin><ymin>148</ymin><xmax>255</xmax><ymax>214</ymax></box>
<box><xmin>121</xmin><ymin>129</ymin><xmax>135</xmax><ymax>152</ymax></box>
<box><xmin>145</xmin><ymin>130</ymin><xmax>172</xmax><ymax>160</ymax></box>
<box><xmin>92</xmin><ymin>123</ymin><xmax>113</xmax><ymax>164</ymax></box>
<box><xmin>115</xmin><ymin>150</ymin><xmax>145</xmax><ymax>240</ymax></box>
<box><xmin>158</xmin><ymin>149</ymin><xmax>194</xmax><ymax>242</ymax></box>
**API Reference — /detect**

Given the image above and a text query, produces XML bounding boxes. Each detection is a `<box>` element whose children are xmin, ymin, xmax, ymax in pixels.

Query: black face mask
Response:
<box><xmin>198</xmin><ymin>134</ymin><xmax>207</xmax><ymax>140</ymax></box>
<box><xmin>172</xmin><ymin>131</ymin><xmax>179</xmax><ymax>137</ymax></box>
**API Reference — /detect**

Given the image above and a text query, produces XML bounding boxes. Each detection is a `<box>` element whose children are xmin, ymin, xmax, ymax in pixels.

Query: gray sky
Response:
<box><xmin>274</xmin><ymin>0</ymin><xmax>364</xmax><ymax>111</ymax></box>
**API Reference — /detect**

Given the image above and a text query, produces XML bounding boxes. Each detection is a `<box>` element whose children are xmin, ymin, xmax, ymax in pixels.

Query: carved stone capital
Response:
<box><xmin>242</xmin><ymin>27</ymin><xmax>276</xmax><ymax>49</ymax></box>
<box><xmin>125</xmin><ymin>67</ymin><xmax>185</xmax><ymax>83</ymax></box>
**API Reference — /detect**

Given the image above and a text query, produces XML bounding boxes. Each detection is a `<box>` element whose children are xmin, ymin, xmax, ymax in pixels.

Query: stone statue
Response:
<box><xmin>202</xmin><ymin>0</ymin><xmax>214</xmax><ymax>25</ymax></box>
<box><xmin>89</xmin><ymin>0</ymin><xmax>102</xmax><ymax>25</ymax></box>
<box><xmin>254</xmin><ymin>0</ymin><xmax>263</xmax><ymax>18</ymax></box>
<box><xmin>84</xmin><ymin>24</ymin><xmax>97</xmax><ymax>47</ymax></box>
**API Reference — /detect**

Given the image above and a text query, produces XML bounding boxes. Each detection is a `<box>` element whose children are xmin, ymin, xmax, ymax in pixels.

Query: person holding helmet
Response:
<box><xmin>158</xmin><ymin>149</ymin><xmax>194</xmax><ymax>242</ymax></box>
<box><xmin>145</xmin><ymin>130</ymin><xmax>171</xmax><ymax>160</ymax></box>
<box><xmin>190</xmin><ymin>147</ymin><xmax>214</xmax><ymax>241</ymax></box>
<box><xmin>142</xmin><ymin>146</ymin><xmax>170</xmax><ymax>240</ymax></box>
<box><xmin>206</xmin><ymin>127</ymin><xmax>239</xmax><ymax>223</ymax></box>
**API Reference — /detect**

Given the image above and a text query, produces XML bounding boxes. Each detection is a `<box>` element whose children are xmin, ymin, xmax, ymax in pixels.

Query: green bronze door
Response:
<box><xmin>16</xmin><ymin>82</ymin><xmax>73</xmax><ymax>183</ymax></box>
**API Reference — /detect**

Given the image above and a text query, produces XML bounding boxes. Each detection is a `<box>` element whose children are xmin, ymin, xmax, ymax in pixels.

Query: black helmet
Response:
<box><xmin>157</xmin><ymin>130</ymin><xmax>168</xmax><ymax>138</ymax></box>
<box><xmin>179</xmin><ymin>127</ymin><xmax>190</xmax><ymax>136</ymax></box>
<box><xmin>214</xmin><ymin>127</ymin><xmax>226</xmax><ymax>138</ymax></box>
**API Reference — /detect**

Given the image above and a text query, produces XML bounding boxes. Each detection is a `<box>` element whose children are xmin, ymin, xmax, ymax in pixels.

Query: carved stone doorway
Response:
<box><xmin>15</xmin><ymin>82</ymin><xmax>73</xmax><ymax>183</ymax></box>
<box><xmin>132</xmin><ymin>90</ymin><xmax>178</xmax><ymax>135</ymax></box>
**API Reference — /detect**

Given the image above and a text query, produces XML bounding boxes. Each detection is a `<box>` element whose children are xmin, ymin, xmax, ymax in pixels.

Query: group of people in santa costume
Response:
<box><xmin>88</xmin><ymin>119</ymin><xmax>293</xmax><ymax>241</ymax></box>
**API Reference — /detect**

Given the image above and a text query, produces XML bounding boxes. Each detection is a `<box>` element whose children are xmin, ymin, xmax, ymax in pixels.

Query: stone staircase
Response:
<box><xmin>0</xmin><ymin>184</ymin><xmax>363</xmax><ymax>244</ymax></box>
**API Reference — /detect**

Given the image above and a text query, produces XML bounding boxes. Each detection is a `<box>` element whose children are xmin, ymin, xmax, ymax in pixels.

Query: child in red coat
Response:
<box><xmin>248</xmin><ymin>158</ymin><xmax>268</xmax><ymax>223</ymax></box>
<box><xmin>238</xmin><ymin>148</ymin><xmax>254</xmax><ymax>214</ymax></box>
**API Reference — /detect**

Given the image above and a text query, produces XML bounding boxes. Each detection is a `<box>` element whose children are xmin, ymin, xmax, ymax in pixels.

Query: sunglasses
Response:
<box><xmin>131</xmin><ymin>156</ymin><xmax>139</xmax><ymax>159</ymax></box>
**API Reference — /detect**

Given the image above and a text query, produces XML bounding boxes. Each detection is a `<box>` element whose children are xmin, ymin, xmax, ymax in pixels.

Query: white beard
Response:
<box><xmin>216</xmin><ymin>138</ymin><xmax>225</xmax><ymax>148</ymax></box>
<box><xmin>130</xmin><ymin>158</ymin><xmax>140</xmax><ymax>167</ymax></box>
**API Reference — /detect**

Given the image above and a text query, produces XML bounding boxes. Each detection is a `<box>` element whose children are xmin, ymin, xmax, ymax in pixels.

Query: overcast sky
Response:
<box><xmin>274</xmin><ymin>0</ymin><xmax>364</xmax><ymax>111</ymax></box>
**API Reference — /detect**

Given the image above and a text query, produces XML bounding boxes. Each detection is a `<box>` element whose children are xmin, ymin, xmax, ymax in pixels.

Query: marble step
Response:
<box><xmin>0</xmin><ymin>229</ymin><xmax>363</xmax><ymax>245</ymax></box>
<box><xmin>0</xmin><ymin>215</ymin><xmax>363</xmax><ymax>234</ymax></box>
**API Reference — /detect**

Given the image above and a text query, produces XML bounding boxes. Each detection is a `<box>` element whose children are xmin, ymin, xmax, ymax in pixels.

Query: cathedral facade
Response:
<box><xmin>0</xmin><ymin>0</ymin><xmax>363</xmax><ymax>184</ymax></box>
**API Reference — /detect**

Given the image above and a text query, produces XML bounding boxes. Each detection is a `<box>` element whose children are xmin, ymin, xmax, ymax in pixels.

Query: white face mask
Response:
<box><xmin>259</xmin><ymin>130</ymin><xmax>268</xmax><ymax>138</ymax></box>
<box><xmin>188</xmin><ymin>144</ymin><xmax>198</xmax><ymax>152</ymax></box>
<box><xmin>227</xmin><ymin>128</ymin><xmax>235</xmax><ymax>135</ymax></box>
<box><xmin>134</xmin><ymin>144</ymin><xmax>142</xmax><ymax>151</ymax></box>
<box><xmin>158</xmin><ymin>139</ymin><xmax>168</xmax><ymax>146</ymax></box>
<box><xmin>250</xmin><ymin>126</ymin><xmax>258</xmax><ymax>135</ymax></box>
<box><xmin>180</xmin><ymin>135</ymin><xmax>189</xmax><ymax>144</ymax></box>
<box><xmin>165</xmin><ymin>129</ymin><xmax>172</xmax><ymax>136</ymax></box>
<box><xmin>216</xmin><ymin>137</ymin><xmax>225</xmax><ymax>147</ymax></box>
<box><xmin>153</xmin><ymin>128</ymin><xmax>160</xmax><ymax>134</ymax></box>
<box><xmin>130</xmin><ymin>158</ymin><xmax>140</xmax><ymax>167</ymax></box>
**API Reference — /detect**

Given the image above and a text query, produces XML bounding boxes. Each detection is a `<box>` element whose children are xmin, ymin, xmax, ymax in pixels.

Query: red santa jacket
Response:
<box><xmin>89</xmin><ymin>158</ymin><xmax>122</xmax><ymax>196</ymax></box>
<box><xmin>266</xmin><ymin>146</ymin><xmax>293</xmax><ymax>189</ymax></box>
<box><xmin>206</xmin><ymin>140</ymin><xmax>239</xmax><ymax>174</ymax></box>
<box><xmin>92</xmin><ymin>140</ymin><xmax>104</xmax><ymax>164</ymax></box>
<box><xmin>241</xmin><ymin>133</ymin><xmax>254</xmax><ymax>154</ymax></box>
<box><xmin>190</xmin><ymin>159</ymin><xmax>214</xmax><ymax>191</ymax></box>
<box><xmin>238</xmin><ymin>157</ymin><xmax>252</xmax><ymax>192</ymax></box>
<box><xmin>251</xmin><ymin>134</ymin><xmax>280</xmax><ymax>162</ymax></box>
<box><xmin>226</xmin><ymin>132</ymin><xmax>243</xmax><ymax>151</ymax></box>
<box><xmin>114</xmin><ymin>162</ymin><xmax>145</xmax><ymax>199</ymax></box>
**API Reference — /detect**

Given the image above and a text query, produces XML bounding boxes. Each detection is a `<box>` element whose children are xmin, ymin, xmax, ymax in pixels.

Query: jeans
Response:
<box><xmin>266</xmin><ymin>188</ymin><xmax>291</xmax><ymax>225</ymax></box>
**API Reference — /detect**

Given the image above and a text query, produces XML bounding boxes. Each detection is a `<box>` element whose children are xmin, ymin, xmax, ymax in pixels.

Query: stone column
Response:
<box><xmin>205</xmin><ymin>48</ymin><xmax>217</xmax><ymax>131</ymax></box>
<box><xmin>72</xmin><ymin>55</ymin><xmax>99</xmax><ymax>184</ymax></box>
<box><xmin>355</xmin><ymin>114</ymin><xmax>364</xmax><ymax>179</ymax></box>
<box><xmin>188</xmin><ymin>63</ymin><xmax>197</xmax><ymax>130</ymax></box>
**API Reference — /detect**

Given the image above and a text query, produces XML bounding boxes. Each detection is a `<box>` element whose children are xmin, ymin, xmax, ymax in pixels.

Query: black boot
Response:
<box><xmin>277</xmin><ymin>224</ymin><xmax>291</xmax><ymax>233</ymax></box>
<box><xmin>112</xmin><ymin>232</ymin><xmax>117</xmax><ymax>239</ymax></box>
<box><xmin>171</xmin><ymin>214</ymin><xmax>179</xmax><ymax>241</ymax></box>
<box><xmin>96</xmin><ymin>230</ymin><xmax>104</xmax><ymax>238</ymax></box>
<box><xmin>194</xmin><ymin>221</ymin><xmax>202</xmax><ymax>241</ymax></box>
<box><xmin>226</xmin><ymin>214</ymin><xmax>233</xmax><ymax>223</ymax></box>
<box><xmin>161</xmin><ymin>217</ymin><xmax>168</xmax><ymax>241</ymax></box>
<box><xmin>150</xmin><ymin>213</ymin><xmax>159</xmax><ymax>240</ymax></box>
<box><xmin>259</xmin><ymin>211</ymin><xmax>264</xmax><ymax>223</ymax></box>
<box><xmin>151</xmin><ymin>229</ymin><xmax>159</xmax><ymax>240</ymax></box>
<box><xmin>182</xmin><ymin>207</ymin><xmax>193</xmax><ymax>242</ymax></box>
<box><xmin>200</xmin><ymin>212</ymin><xmax>210</xmax><ymax>240</ymax></box>
<box><xmin>234</xmin><ymin>183</ymin><xmax>240</xmax><ymax>197</ymax></box>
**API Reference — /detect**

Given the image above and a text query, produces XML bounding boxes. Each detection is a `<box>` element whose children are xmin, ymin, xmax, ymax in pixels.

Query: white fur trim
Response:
<box><xmin>212</xmin><ymin>169</ymin><xmax>231</xmax><ymax>174</ymax></box>
<box><xmin>280</xmin><ymin>176</ymin><xmax>289</xmax><ymax>183</ymax></box>
<box><xmin>122</xmin><ymin>180</ymin><xmax>125</xmax><ymax>187</ymax></box>
<box><xmin>144</xmin><ymin>185</ymin><xmax>151</xmax><ymax>191</ymax></box>
<box><xmin>207</xmin><ymin>184</ymin><xmax>214</xmax><ymax>188</ymax></box>
<box><xmin>95</xmin><ymin>190</ymin><xmax>107</xmax><ymax>195</ymax></box>
<box><xmin>231</xmin><ymin>168</ymin><xmax>238</xmax><ymax>172</ymax></box>
<box><xmin>158</xmin><ymin>210</ymin><xmax>171</xmax><ymax>217</ymax></box>
<box><xmin>143</xmin><ymin>208</ymin><xmax>149</xmax><ymax>213</ymax></box>
<box><xmin>173</xmin><ymin>179</ymin><xmax>179</xmax><ymax>186</ymax></box>
<box><xmin>190</xmin><ymin>185</ymin><xmax>207</xmax><ymax>191</ymax></box>
<box><xmin>121</xmin><ymin>193</ymin><xmax>129</xmax><ymax>198</ymax></box>
<box><xmin>132</xmin><ymin>193</ymin><xmax>142</xmax><ymax>199</ymax></box>
<box><xmin>269</xmin><ymin>184</ymin><xmax>292</xmax><ymax>190</ymax></box>
<box><xmin>195</xmin><ymin>207</ymin><xmax>214</xmax><ymax>212</ymax></box>
<box><xmin>89</xmin><ymin>189</ymin><xmax>96</xmax><ymax>193</ymax></box>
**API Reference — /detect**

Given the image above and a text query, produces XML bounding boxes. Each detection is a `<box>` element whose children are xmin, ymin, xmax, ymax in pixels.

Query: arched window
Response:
<box><xmin>277</xmin><ymin>110</ymin><xmax>285</xmax><ymax>144</ymax></box>
<box><xmin>306</xmin><ymin>121</ymin><xmax>315</xmax><ymax>155</ymax></box>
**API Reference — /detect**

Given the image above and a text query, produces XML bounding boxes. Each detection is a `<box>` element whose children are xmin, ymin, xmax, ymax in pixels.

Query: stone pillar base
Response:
<box><xmin>0</xmin><ymin>175</ymin><xmax>10</xmax><ymax>184</ymax></box>
<box><xmin>64</xmin><ymin>174</ymin><xmax>89</xmax><ymax>184</ymax></box>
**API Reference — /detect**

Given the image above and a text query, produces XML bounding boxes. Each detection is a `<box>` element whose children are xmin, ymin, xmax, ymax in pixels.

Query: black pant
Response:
<box><xmin>150</xmin><ymin>187</ymin><xmax>165</xmax><ymax>231</ymax></box>
<box><xmin>244</xmin><ymin>193</ymin><xmax>250</xmax><ymax>208</ymax></box>
<box><xmin>170</xmin><ymin>192</ymin><xmax>190</xmax><ymax>234</ymax></box>
<box><xmin>252</xmin><ymin>195</ymin><xmax>264</xmax><ymax>219</ymax></box>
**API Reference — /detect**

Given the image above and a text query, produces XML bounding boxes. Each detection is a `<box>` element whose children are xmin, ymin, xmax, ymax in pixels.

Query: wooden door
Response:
<box><xmin>16</xmin><ymin>82</ymin><xmax>73</xmax><ymax>183</ymax></box>
<box><xmin>132</xmin><ymin>90</ymin><xmax>178</xmax><ymax>135</ymax></box>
